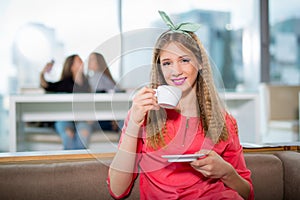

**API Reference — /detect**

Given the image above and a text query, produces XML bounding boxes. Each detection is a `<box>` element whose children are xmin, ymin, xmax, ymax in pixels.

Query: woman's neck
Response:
<box><xmin>176</xmin><ymin>87</ymin><xmax>199</xmax><ymax>117</ymax></box>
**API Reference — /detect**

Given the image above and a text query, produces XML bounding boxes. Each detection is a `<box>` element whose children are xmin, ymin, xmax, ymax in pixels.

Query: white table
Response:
<box><xmin>9</xmin><ymin>93</ymin><xmax>133</xmax><ymax>152</ymax></box>
<box><xmin>9</xmin><ymin>92</ymin><xmax>260</xmax><ymax>152</ymax></box>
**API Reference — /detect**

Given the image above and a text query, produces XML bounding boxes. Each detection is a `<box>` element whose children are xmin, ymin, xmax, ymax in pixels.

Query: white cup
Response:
<box><xmin>154</xmin><ymin>85</ymin><xmax>182</xmax><ymax>109</ymax></box>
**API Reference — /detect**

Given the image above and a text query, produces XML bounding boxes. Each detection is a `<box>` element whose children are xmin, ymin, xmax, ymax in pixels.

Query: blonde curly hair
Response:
<box><xmin>146</xmin><ymin>31</ymin><xmax>228</xmax><ymax>149</ymax></box>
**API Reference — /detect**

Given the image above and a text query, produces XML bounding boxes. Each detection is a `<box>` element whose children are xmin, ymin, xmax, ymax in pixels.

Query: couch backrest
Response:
<box><xmin>1</xmin><ymin>152</ymin><xmax>299</xmax><ymax>200</ymax></box>
<box><xmin>245</xmin><ymin>153</ymin><xmax>283</xmax><ymax>200</ymax></box>
<box><xmin>274</xmin><ymin>151</ymin><xmax>300</xmax><ymax>200</ymax></box>
<box><xmin>0</xmin><ymin>160</ymin><xmax>114</xmax><ymax>200</ymax></box>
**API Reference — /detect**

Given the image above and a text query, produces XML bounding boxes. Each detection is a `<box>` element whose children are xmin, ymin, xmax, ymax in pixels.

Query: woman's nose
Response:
<box><xmin>171</xmin><ymin>62</ymin><xmax>183</xmax><ymax>76</ymax></box>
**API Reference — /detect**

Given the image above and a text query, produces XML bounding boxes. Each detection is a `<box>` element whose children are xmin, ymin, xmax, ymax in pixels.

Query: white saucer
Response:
<box><xmin>162</xmin><ymin>153</ymin><xmax>205</xmax><ymax>162</ymax></box>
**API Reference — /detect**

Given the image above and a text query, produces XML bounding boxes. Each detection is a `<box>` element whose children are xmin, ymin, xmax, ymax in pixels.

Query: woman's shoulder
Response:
<box><xmin>225</xmin><ymin>112</ymin><xmax>236</xmax><ymax>123</ymax></box>
<box><xmin>44</xmin><ymin>77</ymin><xmax>74</xmax><ymax>93</ymax></box>
<box><xmin>224</xmin><ymin>112</ymin><xmax>239</xmax><ymax>136</ymax></box>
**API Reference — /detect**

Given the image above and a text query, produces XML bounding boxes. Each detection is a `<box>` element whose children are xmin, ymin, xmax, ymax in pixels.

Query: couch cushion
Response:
<box><xmin>275</xmin><ymin>151</ymin><xmax>300</xmax><ymax>200</ymax></box>
<box><xmin>0</xmin><ymin>160</ymin><xmax>114</xmax><ymax>200</ymax></box>
<box><xmin>244</xmin><ymin>153</ymin><xmax>283</xmax><ymax>200</ymax></box>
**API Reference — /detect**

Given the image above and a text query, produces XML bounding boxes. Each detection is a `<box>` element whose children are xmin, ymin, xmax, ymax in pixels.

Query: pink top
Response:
<box><xmin>108</xmin><ymin>109</ymin><xmax>254</xmax><ymax>200</ymax></box>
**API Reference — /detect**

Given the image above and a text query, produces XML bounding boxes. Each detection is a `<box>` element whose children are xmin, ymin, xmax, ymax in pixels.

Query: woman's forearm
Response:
<box><xmin>40</xmin><ymin>72</ymin><xmax>48</xmax><ymax>89</ymax></box>
<box><xmin>108</xmin><ymin>119</ymin><xmax>141</xmax><ymax>196</ymax></box>
<box><xmin>221</xmin><ymin>168</ymin><xmax>250</xmax><ymax>200</ymax></box>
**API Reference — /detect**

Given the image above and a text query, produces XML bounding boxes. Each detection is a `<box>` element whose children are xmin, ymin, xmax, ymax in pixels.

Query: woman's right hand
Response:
<box><xmin>130</xmin><ymin>87</ymin><xmax>159</xmax><ymax>125</ymax></box>
<box><xmin>40</xmin><ymin>61</ymin><xmax>54</xmax><ymax>88</ymax></box>
<box><xmin>42</xmin><ymin>61</ymin><xmax>54</xmax><ymax>74</ymax></box>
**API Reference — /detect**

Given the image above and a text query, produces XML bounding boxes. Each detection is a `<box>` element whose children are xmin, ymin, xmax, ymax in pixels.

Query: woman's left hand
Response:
<box><xmin>190</xmin><ymin>150</ymin><xmax>235</xmax><ymax>179</ymax></box>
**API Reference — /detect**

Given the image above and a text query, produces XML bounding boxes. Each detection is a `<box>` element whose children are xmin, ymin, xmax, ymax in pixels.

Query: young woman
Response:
<box><xmin>107</xmin><ymin>11</ymin><xmax>254</xmax><ymax>200</ymax></box>
<box><xmin>87</xmin><ymin>52</ymin><xmax>121</xmax><ymax>131</ymax></box>
<box><xmin>40</xmin><ymin>54</ymin><xmax>92</xmax><ymax>150</ymax></box>
<box><xmin>87</xmin><ymin>52</ymin><xmax>116</xmax><ymax>93</ymax></box>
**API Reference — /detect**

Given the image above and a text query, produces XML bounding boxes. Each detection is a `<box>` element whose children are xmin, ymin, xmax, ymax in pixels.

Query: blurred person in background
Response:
<box><xmin>40</xmin><ymin>54</ymin><xmax>92</xmax><ymax>150</ymax></box>
<box><xmin>87</xmin><ymin>52</ymin><xmax>122</xmax><ymax>132</ymax></box>
<box><xmin>87</xmin><ymin>52</ymin><xmax>116</xmax><ymax>93</ymax></box>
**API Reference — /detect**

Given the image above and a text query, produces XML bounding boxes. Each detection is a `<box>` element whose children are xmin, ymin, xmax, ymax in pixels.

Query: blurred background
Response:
<box><xmin>1</xmin><ymin>0</ymin><xmax>300</xmax><ymax>152</ymax></box>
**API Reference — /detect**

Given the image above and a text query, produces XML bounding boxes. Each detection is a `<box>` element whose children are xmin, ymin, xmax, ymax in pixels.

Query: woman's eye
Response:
<box><xmin>181</xmin><ymin>58</ymin><xmax>191</xmax><ymax>63</ymax></box>
<box><xmin>162</xmin><ymin>61</ymin><xmax>171</xmax><ymax>67</ymax></box>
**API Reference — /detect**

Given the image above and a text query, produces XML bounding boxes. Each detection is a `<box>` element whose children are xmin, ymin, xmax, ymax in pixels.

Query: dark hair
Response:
<box><xmin>60</xmin><ymin>54</ymin><xmax>78</xmax><ymax>80</ymax></box>
<box><xmin>91</xmin><ymin>52</ymin><xmax>116</xmax><ymax>85</ymax></box>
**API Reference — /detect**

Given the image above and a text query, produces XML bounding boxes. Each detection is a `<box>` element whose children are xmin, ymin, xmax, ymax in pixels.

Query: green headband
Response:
<box><xmin>158</xmin><ymin>10</ymin><xmax>201</xmax><ymax>36</ymax></box>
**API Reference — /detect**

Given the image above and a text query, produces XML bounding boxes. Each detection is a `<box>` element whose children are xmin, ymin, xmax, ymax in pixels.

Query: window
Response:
<box><xmin>2</xmin><ymin>0</ymin><xmax>298</xmax><ymax>152</ymax></box>
<box><xmin>0</xmin><ymin>0</ymin><xmax>120</xmax><ymax>152</ymax></box>
<box><xmin>269</xmin><ymin>0</ymin><xmax>300</xmax><ymax>85</ymax></box>
<box><xmin>121</xmin><ymin>0</ymin><xmax>260</xmax><ymax>91</ymax></box>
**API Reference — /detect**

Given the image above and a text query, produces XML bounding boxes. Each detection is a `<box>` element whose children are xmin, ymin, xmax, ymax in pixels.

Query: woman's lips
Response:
<box><xmin>172</xmin><ymin>77</ymin><xmax>187</xmax><ymax>86</ymax></box>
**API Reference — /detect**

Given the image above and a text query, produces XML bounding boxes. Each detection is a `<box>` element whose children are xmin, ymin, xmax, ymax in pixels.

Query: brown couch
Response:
<box><xmin>0</xmin><ymin>151</ymin><xmax>300</xmax><ymax>200</ymax></box>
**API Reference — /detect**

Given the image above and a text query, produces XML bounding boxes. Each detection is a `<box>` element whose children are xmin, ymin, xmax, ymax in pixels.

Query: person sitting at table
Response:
<box><xmin>40</xmin><ymin>54</ymin><xmax>92</xmax><ymax>150</ymax></box>
<box><xmin>107</xmin><ymin>11</ymin><xmax>253</xmax><ymax>200</ymax></box>
<box><xmin>87</xmin><ymin>52</ymin><xmax>121</xmax><ymax>132</ymax></box>
<box><xmin>87</xmin><ymin>52</ymin><xmax>117</xmax><ymax>93</ymax></box>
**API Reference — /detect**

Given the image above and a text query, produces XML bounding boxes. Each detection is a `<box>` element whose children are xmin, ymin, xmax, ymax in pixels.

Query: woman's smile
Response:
<box><xmin>172</xmin><ymin>77</ymin><xmax>187</xmax><ymax>86</ymax></box>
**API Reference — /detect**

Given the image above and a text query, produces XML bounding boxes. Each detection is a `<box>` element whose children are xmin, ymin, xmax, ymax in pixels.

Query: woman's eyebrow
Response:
<box><xmin>161</xmin><ymin>55</ymin><xmax>189</xmax><ymax>60</ymax></box>
<box><xmin>160</xmin><ymin>58</ymin><xmax>171</xmax><ymax>62</ymax></box>
<box><xmin>179</xmin><ymin>55</ymin><xmax>189</xmax><ymax>58</ymax></box>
